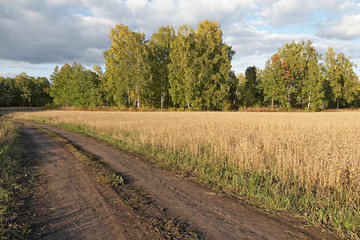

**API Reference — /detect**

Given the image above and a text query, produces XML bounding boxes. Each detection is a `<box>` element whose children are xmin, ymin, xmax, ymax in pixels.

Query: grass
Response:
<box><xmin>5</xmin><ymin>110</ymin><xmax>360</xmax><ymax>239</ymax></box>
<box><xmin>0</xmin><ymin>121</ymin><xmax>31</xmax><ymax>239</ymax></box>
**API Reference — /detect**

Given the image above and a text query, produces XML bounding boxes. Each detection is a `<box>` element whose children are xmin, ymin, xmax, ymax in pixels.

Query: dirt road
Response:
<box><xmin>19</xmin><ymin>123</ymin><xmax>159</xmax><ymax>239</ymax></box>
<box><xmin>16</xmin><ymin>120</ymin><xmax>334</xmax><ymax>239</ymax></box>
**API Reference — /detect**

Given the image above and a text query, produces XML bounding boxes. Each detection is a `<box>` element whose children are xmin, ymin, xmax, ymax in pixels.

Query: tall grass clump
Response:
<box><xmin>0</xmin><ymin>121</ymin><xmax>30</xmax><ymax>239</ymax></box>
<box><xmin>7</xmin><ymin>110</ymin><xmax>360</xmax><ymax>239</ymax></box>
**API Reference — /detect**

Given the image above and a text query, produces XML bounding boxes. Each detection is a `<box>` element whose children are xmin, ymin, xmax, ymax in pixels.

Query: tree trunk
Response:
<box><xmin>337</xmin><ymin>98</ymin><xmax>340</xmax><ymax>109</ymax></box>
<box><xmin>161</xmin><ymin>92</ymin><xmax>166</xmax><ymax>109</ymax></box>
<box><xmin>271</xmin><ymin>96</ymin><xmax>274</xmax><ymax>110</ymax></box>
<box><xmin>127</xmin><ymin>89</ymin><xmax>131</xmax><ymax>106</ymax></box>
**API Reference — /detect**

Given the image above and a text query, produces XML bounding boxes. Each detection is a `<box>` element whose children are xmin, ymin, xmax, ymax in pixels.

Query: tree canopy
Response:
<box><xmin>50</xmin><ymin>62</ymin><xmax>101</xmax><ymax>108</ymax></box>
<box><xmin>0</xmin><ymin>73</ymin><xmax>51</xmax><ymax>107</ymax></box>
<box><xmin>259</xmin><ymin>41</ymin><xmax>360</xmax><ymax>110</ymax></box>
<box><xmin>4</xmin><ymin>20</ymin><xmax>360</xmax><ymax>111</ymax></box>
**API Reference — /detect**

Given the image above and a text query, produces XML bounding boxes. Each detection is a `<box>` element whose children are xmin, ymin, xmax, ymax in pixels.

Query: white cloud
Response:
<box><xmin>259</xmin><ymin>0</ymin><xmax>316</xmax><ymax>28</ymax></box>
<box><xmin>339</xmin><ymin>1</ymin><xmax>360</xmax><ymax>12</ymax></box>
<box><xmin>125</xmin><ymin>0</ymin><xmax>148</xmax><ymax>14</ymax></box>
<box><xmin>0</xmin><ymin>0</ymin><xmax>359</xmax><ymax>77</ymax></box>
<box><xmin>0</xmin><ymin>72</ymin><xmax>16</xmax><ymax>78</ymax></box>
<box><xmin>0</xmin><ymin>0</ymin><xmax>112</xmax><ymax>65</ymax></box>
<box><xmin>257</xmin><ymin>0</ymin><xmax>347</xmax><ymax>28</ymax></box>
<box><xmin>317</xmin><ymin>14</ymin><xmax>360</xmax><ymax>40</ymax></box>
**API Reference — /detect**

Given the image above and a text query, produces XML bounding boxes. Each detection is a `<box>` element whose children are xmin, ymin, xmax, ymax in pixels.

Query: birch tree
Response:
<box><xmin>169</xmin><ymin>20</ymin><xmax>234</xmax><ymax>110</ymax></box>
<box><xmin>148</xmin><ymin>25</ymin><xmax>175</xmax><ymax>109</ymax></box>
<box><xmin>324</xmin><ymin>47</ymin><xmax>360</xmax><ymax>109</ymax></box>
<box><xmin>169</xmin><ymin>24</ymin><xmax>195</xmax><ymax>108</ymax></box>
<box><xmin>104</xmin><ymin>24</ymin><xmax>149</xmax><ymax>108</ymax></box>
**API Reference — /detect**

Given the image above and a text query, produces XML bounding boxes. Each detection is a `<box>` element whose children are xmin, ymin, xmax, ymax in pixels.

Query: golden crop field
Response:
<box><xmin>9</xmin><ymin>110</ymin><xmax>359</xmax><ymax>193</ymax></box>
<box><xmin>7</xmin><ymin>110</ymin><xmax>360</xmax><ymax>236</ymax></box>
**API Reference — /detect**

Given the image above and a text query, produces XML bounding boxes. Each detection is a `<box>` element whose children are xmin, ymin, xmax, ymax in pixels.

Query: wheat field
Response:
<box><xmin>8</xmin><ymin>110</ymin><xmax>360</xmax><ymax>196</ymax></box>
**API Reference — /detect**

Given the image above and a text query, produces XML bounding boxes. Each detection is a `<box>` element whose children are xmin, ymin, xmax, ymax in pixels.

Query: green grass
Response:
<box><xmin>0</xmin><ymin>121</ymin><xmax>31</xmax><ymax>239</ymax></box>
<box><xmin>21</xmin><ymin>118</ymin><xmax>360</xmax><ymax>239</ymax></box>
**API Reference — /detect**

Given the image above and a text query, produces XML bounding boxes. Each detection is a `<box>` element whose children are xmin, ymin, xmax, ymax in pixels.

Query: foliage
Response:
<box><xmin>101</xmin><ymin>20</ymin><xmax>235</xmax><ymax>110</ymax></box>
<box><xmin>148</xmin><ymin>26</ymin><xmax>175</xmax><ymax>109</ymax></box>
<box><xmin>103</xmin><ymin>24</ymin><xmax>149</xmax><ymax>108</ymax></box>
<box><xmin>258</xmin><ymin>40</ymin><xmax>359</xmax><ymax>110</ymax></box>
<box><xmin>50</xmin><ymin>62</ymin><xmax>101</xmax><ymax>108</ymax></box>
<box><xmin>0</xmin><ymin>73</ymin><xmax>51</xmax><ymax>107</ymax></box>
<box><xmin>324</xmin><ymin>47</ymin><xmax>360</xmax><ymax>109</ymax></box>
<box><xmin>4</xmin><ymin>22</ymin><xmax>360</xmax><ymax>111</ymax></box>
<box><xmin>237</xmin><ymin>66</ymin><xmax>263</xmax><ymax>108</ymax></box>
<box><xmin>169</xmin><ymin>20</ymin><xmax>234</xmax><ymax>110</ymax></box>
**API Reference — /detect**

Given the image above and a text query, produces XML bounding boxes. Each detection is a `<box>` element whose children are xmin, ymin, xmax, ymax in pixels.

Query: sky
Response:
<box><xmin>1</xmin><ymin>0</ymin><xmax>360</xmax><ymax>79</ymax></box>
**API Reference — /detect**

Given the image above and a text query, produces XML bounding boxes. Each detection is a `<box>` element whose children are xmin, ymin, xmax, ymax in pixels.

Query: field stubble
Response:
<box><xmin>6</xmin><ymin>110</ymin><xmax>360</xmax><ymax>238</ymax></box>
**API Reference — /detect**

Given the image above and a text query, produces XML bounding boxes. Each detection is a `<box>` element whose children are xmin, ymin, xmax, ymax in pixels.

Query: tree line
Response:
<box><xmin>251</xmin><ymin>41</ymin><xmax>360</xmax><ymax>110</ymax></box>
<box><xmin>101</xmin><ymin>20</ymin><xmax>235</xmax><ymax>110</ymax></box>
<box><xmin>49</xmin><ymin>20</ymin><xmax>237</xmax><ymax>110</ymax></box>
<box><xmin>3</xmin><ymin>20</ymin><xmax>360</xmax><ymax>110</ymax></box>
<box><xmin>0</xmin><ymin>72</ymin><xmax>51</xmax><ymax>107</ymax></box>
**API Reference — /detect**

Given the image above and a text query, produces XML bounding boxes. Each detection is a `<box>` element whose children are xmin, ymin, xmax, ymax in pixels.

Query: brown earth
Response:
<box><xmin>15</xmin><ymin>119</ymin><xmax>336</xmax><ymax>240</ymax></box>
<box><xmin>18</xmin><ymin>123</ymin><xmax>160</xmax><ymax>240</ymax></box>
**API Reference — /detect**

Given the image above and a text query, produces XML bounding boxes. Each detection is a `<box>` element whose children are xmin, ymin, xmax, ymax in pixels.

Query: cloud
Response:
<box><xmin>316</xmin><ymin>14</ymin><xmax>360</xmax><ymax>40</ymax></box>
<box><xmin>0</xmin><ymin>0</ymin><xmax>359</xmax><ymax>77</ymax></box>
<box><xmin>257</xmin><ymin>0</ymin><xmax>347</xmax><ymax>28</ymax></box>
<box><xmin>0</xmin><ymin>71</ymin><xmax>15</xmax><ymax>78</ymax></box>
<box><xmin>0</xmin><ymin>0</ymin><xmax>257</xmax><ymax>67</ymax></box>
<box><xmin>223</xmin><ymin>20</ymin><xmax>313</xmax><ymax>58</ymax></box>
<box><xmin>259</xmin><ymin>0</ymin><xmax>316</xmax><ymax>28</ymax></box>
<box><xmin>0</xmin><ymin>59</ymin><xmax>55</xmax><ymax>78</ymax></box>
<box><xmin>0</xmin><ymin>0</ymin><xmax>112</xmax><ymax>65</ymax></box>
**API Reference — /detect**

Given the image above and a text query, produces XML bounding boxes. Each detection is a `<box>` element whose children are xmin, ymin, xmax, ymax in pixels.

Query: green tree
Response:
<box><xmin>295</xmin><ymin>41</ymin><xmax>323</xmax><ymax>110</ymax></box>
<box><xmin>169</xmin><ymin>20</ymin><xmax>234</xmax><ymax>110</ymax></box>
<box><xmin>227</xmin><ymin>72</ymin><xmax>240</xmax><ymax>109</ymax></box>
<box><xmin>71</xmin><ymin>63</ymin><xmax>101</xmax><ymax>108</ymax></box>
<box><xmin>261</xmin><ymin>40</ymin><xmax>325</xmax><ymax>110</ymax></box>
<box><xmin>103</xmin><ymin>24</ymin><xmax>149</xmax><ymax>108</ymax></box>
<box><xmin>169</xmin><ymin>24</ymin><xmax>195</xmax><ymax>109</ymax></box>
<box><xmin>260</xmin><ymin>53</ymin><xmax>291</xmax><ymax>109</ymax></box>
<box><xmin>148</xmin><ymin>25</ymin><xmax>175</xmax><ymax>109</ymax></box>
<box><xmin>50</xmin><ymin>63</ymin><xmax>101</xmax><ymax>108</ymax></box>
<box><xmin>0</xmin><ymin>77</ymin><xmax>8</xmax><ymax>106</ymax></box>
<box><xmin>0</xmin><ymin>74</ymin><xmax>50</xmax><ymax>107</ymax></box>
<box><xmin>31</xmin><ymin>77</ymin><xmax>51</xmax><ymax>106</ymax></box>
<box><xmin>50</xmin><ymin>64</ymin><xmax>73</xmax><ymax>106</ymax></box>
<box><xmin>3</xmin><ymin>77</ymin><xmax>20</xmax><ymax>106</ymax></box>
<box><xmin>14</xmin><ymin>72</ymin><xmax>32</xmax><ymax>107</ymax></box>
<box><xmin>324</xmin><ymin>47</ymin><xmax>360</xmax><ymax>109</ymax></box>
<box><xmin>93</xmin><ymin>65</ymin><xmax>109</xmax><ymax>106</ymax></box>
<box><xmin>239</xmin><ymin>66</ymin><xmax>263</xmax><ymax>108</ymax></box>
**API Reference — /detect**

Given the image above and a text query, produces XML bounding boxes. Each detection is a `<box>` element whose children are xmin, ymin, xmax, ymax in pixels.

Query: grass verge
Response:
<box><xmin>36</xmin><ymin>125</ymin><xmax>199</xmax><ymax>239</ymax></box>
<box><xmin>19</xmin><ymin>118</ymin><xmax>360</xmax><ymax>239</ymax></box>
<box><xmin>0</xmin><ymin>121</ymin><xmax>31</xmax><ymax>239</ymax></box>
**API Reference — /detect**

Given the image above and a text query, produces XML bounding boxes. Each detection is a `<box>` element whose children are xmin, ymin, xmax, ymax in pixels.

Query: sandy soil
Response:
<box><xmin>16</xmin><ymin>119</ymin><xmax>335</xmax><ymax>240</ymax></box>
